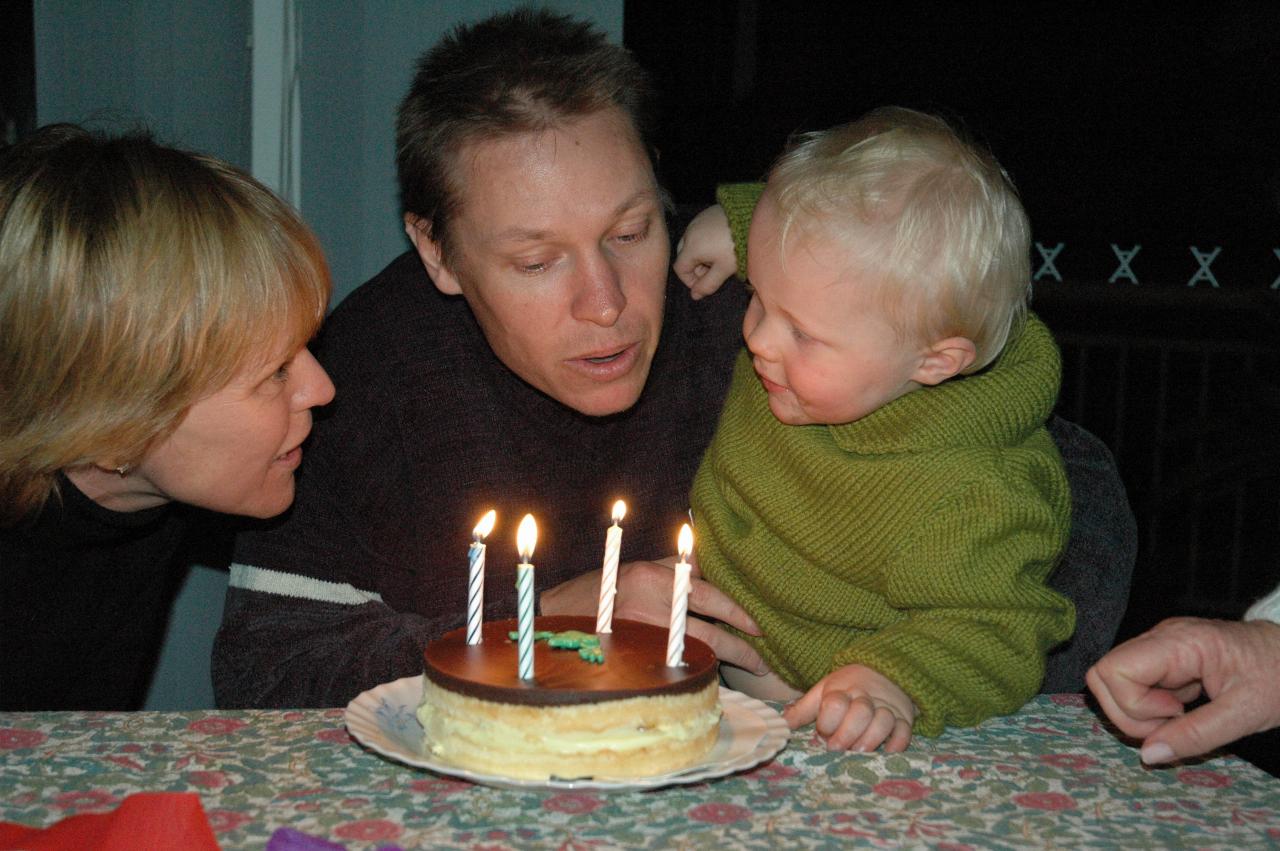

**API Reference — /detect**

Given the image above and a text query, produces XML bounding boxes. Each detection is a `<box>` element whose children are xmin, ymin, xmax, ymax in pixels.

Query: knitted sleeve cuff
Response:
<box><xmin>1244</xmin><ymin>583</ymin><xmax>1280</xmax><ymax>624</ymax></box>
<box><xmin>715</xmin><ymin>182</ymin><xmax>765</xmax><ymax>280</ymax></box>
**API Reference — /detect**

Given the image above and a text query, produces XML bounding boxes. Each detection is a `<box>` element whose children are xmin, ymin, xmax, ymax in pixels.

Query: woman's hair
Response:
<box><xmin>0</xmin><ymin>124</ymin><xmax>331</xmax><ymax>524</ymax></box>
<box><xmin>768</xmin><ymin>106</ymin><xmax>1031</xmax><ymax>371</ymax></box>
<box><xmin>395</xmin><ymin>7</ymin><xmax>658</xmax><ymax>265</ymax></box>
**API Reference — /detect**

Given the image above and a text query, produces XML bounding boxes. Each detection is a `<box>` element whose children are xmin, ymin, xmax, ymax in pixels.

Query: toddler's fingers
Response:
<box><xmin>688</xmin><ymin>268</ymin><xmax>722</xmax><ymax>299</ymax></box>
<box><xmin>884</xmin><ymin>717</ymin><xmax>913</xmax><ymax>753</ymax></box>
<box><xmin>824</xmin><ymin>696</ymin><xmax>885</xmax><ymax>752</ymax></box>
<box><xmin>849</xmin><ymin>705</ymin><xmax>900</xmax><ymax>753</ymax></box>
<box><xmin>782</xmin><ymin>687</ymin><xmax>820</xmax><ymax>730</ymax></box>
<box><xmin>819</xmin><ymin>693</ymin><xmax>878</xmax><ymax>750</ymax></box>
<box><xmin>672</xmin><ymin>252</ymin><xmax>707</xmax><ymax>290</ymax></box>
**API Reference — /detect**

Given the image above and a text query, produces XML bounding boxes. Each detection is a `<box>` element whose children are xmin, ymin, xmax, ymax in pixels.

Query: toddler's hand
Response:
<box><xmin>783</xmin><ymin>664</ymin><xmax>916</xmax><ymax>753</ymax></box>
<box><xmin>673</xmin><ymin>204</ymin><xmax>736</xmax><ymax>299</ymax></box>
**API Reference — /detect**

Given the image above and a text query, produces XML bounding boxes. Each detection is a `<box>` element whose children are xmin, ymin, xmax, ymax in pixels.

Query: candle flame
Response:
<box><xmin>517</xmin><ymin>514</ymin><xmax>537</xmax><ymax>561</ymax></box>
<box><xmin>612</xmin><ymin>500</ymin><xmax>627</xmax><ymax>524</ymax></box>
<box><xmin>473</xmin><ymin>509</ymin><xmax>496</xmax><ymax>540</ymax></box>
<box><xmin>677</xmin><ymin>523</ymin><xmax>693</xmax><ymax>560</ymax></box>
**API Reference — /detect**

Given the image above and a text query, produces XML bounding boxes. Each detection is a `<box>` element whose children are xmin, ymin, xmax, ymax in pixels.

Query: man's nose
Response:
<box><xmin>570</xmin><ymin>251</ymin><xmax>626</xmax><ymax>327</ymax></box>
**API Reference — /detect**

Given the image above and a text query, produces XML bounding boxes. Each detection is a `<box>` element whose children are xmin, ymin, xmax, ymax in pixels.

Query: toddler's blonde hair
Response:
<box><xmin>769</xmin><ymin>106</ymin><xmax>1030</xmax><ymax>370</ymax></box>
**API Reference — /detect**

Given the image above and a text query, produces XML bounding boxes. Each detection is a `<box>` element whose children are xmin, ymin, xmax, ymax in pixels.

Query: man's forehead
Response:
<box><xmin>446</xmin><ymin>112</ymin><xmax>660</xmax><ymax>242</ymax></box>
<box><xmin>484</xmin><ymin>190</ymin><xmax>660</xmax><ymax>242</ymax></box>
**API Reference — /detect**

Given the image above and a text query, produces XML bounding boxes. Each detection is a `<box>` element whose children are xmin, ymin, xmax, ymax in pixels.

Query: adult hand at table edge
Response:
<box><xmin>539</xmin><ymin>558</ymin><xmax>767</xmax><ymax>674</ymax></box>
<box><xmin>1085</xmin><ymin>617</ymin><xmax>1280</xmax><ymax>765</ymax></box>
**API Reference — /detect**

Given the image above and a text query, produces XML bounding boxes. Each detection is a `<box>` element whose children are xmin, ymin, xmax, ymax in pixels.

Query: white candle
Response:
<box><xmin>466</xmin><ymin>510</ymin><xmax>496</xmax><ymax>645</ymax></box>
<box><xmin>595</xmin><ymin>500</ymin><xmax>627</xmax><ymax>634</ymax></box>
<box><xmin>516</xmin><ymin>514</ymin><xmax>538</xmax><ymax>680</ymax></box>
<box><xmin>666</xmin><ymin>524</ymin><xmax>694</xmax><ymax>667</ymax></box>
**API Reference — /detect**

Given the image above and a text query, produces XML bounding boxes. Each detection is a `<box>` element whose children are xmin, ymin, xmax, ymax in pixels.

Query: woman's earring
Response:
<box><xmin>115</xmin><ymin>464</ymin><xmax>131</xmax><ymax>477</ymax></box>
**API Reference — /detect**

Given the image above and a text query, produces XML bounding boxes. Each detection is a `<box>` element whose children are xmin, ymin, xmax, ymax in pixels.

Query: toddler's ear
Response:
<box><xmin>913</xmin><ymin>337</ymin><xmax>977</xmax><ymax>386</ymax></box>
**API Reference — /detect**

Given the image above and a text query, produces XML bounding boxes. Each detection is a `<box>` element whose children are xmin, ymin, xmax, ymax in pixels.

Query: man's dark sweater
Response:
<box><xmin>213</xmin><ymin>249</ymin><xmax>751</xmax><ymax>708</ymax></box>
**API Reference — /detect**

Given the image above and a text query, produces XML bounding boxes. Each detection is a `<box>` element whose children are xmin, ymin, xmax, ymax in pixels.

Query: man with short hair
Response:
<box><xmin>213</xmin><ymin>8</ymin><xmax>1134</xmax><ymax>709</ymax></box>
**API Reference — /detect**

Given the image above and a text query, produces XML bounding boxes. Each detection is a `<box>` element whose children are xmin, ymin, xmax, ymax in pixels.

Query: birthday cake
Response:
<box><xmin>417</xmin><ymin>614</ymin><xmax>721</xmax><ymax>780</ymax></box>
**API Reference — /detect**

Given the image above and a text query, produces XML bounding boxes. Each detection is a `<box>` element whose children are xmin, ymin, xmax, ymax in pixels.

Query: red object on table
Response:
<box><xmin>0</xmin><ymin>791</ymin><xmax>219</xmax><ymax>851</ymax></box>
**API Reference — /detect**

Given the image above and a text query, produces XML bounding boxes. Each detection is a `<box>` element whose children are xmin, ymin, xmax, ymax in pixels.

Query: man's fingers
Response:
<box><xmin>685</xmin><ymin>618</ymin><xmax>763</xmax><ymax>673</ymax></box>
<box><xmin>687</xmin><ymin>577</ymin><xmax>762</xmax><ymax>636</ymax></box>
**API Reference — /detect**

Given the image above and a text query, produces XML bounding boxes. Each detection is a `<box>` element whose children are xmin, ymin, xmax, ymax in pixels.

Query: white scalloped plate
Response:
<box><xmin>345</xmin><ymin>675</ymin><xmax>789</xmax><ymax>791</ymax></box>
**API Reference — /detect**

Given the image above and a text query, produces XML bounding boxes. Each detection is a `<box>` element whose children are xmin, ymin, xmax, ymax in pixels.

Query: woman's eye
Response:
<box><xmin>273</xmin><ymin>363</ymin><xmax>292</xmax><ymax>382</ymax></box>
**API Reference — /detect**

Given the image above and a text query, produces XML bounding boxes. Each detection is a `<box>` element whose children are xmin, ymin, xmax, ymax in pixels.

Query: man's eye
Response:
<box><xmin>517</xmin><ymin>260</ymin><xmax>548</xmax><ymax>275</ymax></box>
<box><xmin>614</xmin><ymin>226</ymin><xmax>648</xmax><ymax>244</ymax></box>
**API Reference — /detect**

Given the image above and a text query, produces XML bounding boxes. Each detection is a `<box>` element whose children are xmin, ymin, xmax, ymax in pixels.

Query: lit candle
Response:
<box><xmin>466</xmin><ymin>510</ymin><xmax>496</xmax><ymax>645</ymax></box>
<box><xmin>595</xmin><ymin>500</ymin><xmax>627</xmax><ymax>634</ymax></box>
<box><xmin>666</xmin><ymin>524</ymin><xmax>693</xmax><ymax>667</ymax></box>
<box><xmin>516</xmin><ymin>514</ymin><xmax>538</xmax><ymax>680</ymax></box>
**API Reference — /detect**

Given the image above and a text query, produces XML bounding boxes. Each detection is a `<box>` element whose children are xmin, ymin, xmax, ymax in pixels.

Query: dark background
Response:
<box><xmin>626</xmin><ymin>2</ymin><xmax>1280</xmax><ymax>289</ymax></box>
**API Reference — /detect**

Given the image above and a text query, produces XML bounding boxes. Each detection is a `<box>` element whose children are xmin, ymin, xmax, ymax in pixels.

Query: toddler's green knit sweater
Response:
<box><xmin>691</xmin><ymin>183</ymin><xmax>1074</xmax><ymax>736</ymax></box>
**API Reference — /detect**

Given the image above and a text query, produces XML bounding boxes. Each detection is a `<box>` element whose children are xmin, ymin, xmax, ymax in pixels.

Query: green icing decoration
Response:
<box><xmin>504</xmin><ymin>629</ymin><xmax>605</xmax><ymax>664</ymax></box>
<box><xmin>546</xmin><ymin>630</ymin><xmax>600</xmax><ymax>649</ymax></box>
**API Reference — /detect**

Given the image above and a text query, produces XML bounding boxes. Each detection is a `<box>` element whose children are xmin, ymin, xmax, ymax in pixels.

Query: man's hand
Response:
<box><xmin>673</xmin><ymin>204</ymin><xmax>737</xmax><ymax>300</ymax></box>
<box><xmin>1086</xmin><ymin>617</ymin><xmax>1280</xmax><ymax>764</ymax></box>
<box><xmin>540</xmin><ymin>557</ymin><xmax>767</xmax><ymax>674</ymax></box>
<box><xmin>783</xmin><ymin>663</ymin><xmax>916</xmax><ymax>753</ymax></box>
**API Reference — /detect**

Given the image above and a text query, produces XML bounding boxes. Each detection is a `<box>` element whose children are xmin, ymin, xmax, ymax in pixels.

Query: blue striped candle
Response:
<box><xmin>515</xmin><ymin>514</ymin><xmax>538</xmax><ymax>680</ymax></box>
<box><xmin>466</xmin><ymin>510</ymin><xmax>496</xmax><ymax>645</ymax></box>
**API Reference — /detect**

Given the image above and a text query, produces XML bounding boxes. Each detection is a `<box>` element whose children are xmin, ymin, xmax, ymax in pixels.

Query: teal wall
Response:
<box><xmin>33</xmin><ymin>0</ymin><xmax>623</xmax><ymax>710</ymax></box>
<box><xmin>35</xmin><ymin>1</ymin><xmax>253</xmax><ymax>167</ymax></box>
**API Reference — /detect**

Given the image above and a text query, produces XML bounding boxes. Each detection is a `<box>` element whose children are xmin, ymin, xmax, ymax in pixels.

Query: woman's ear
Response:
<box><xmin>404</xmin><ymin>214</ymin><xmax>462</xmax><ymax>295</ymax></box>
<box><xmin>912</xmin><ymin>336</ymin><xmax>977</xmax><ymax>386</ymax></box>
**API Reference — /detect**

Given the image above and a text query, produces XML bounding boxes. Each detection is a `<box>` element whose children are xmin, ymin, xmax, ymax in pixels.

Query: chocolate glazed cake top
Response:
<box><xmin>423</xmin><ymin>615</ymin><xmax>718</xmax><ymax>706</ymax></box>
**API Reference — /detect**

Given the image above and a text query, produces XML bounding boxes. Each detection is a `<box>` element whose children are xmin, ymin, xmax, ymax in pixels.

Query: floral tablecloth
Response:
<box><xmin>2</xmin><ymin>694</ymin><xmax>1277</xmax><ymax>849</ymax></box>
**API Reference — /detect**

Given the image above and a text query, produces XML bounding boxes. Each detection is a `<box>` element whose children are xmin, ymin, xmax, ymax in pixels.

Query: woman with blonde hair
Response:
<box><xmin>0</xmin><ymin>125</ymin><xmax>335</xmax><ymax>709</ymax></box>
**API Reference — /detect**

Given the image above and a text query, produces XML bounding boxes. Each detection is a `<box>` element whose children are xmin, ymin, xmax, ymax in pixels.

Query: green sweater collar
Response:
<box><xmin>827</xmin><ymin>314</ymin><xmax>1060</xmax><ymax>455</ymax></box>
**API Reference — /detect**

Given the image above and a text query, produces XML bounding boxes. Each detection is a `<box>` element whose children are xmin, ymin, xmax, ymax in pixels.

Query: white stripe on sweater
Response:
<box><xmin>229</xmin><ymin>563</ymin><xmax>384</xmax><ymax>605</ymax></box>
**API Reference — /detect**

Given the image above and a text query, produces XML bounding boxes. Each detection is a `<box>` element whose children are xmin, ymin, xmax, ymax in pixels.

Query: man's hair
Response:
<box><xmin>0</xmin><ymin>124</ymin><xmax>331</xmax><ymax>524</ymax></box>
<box><xmin>395</xmin><ymin>6</ymin><xmax>657</xmax><ymax>263</ymax></box>
<box><xmin>769</xmin><ymin>106</ymin><xmax>1031</xmax><ymax>371</ymax></box>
